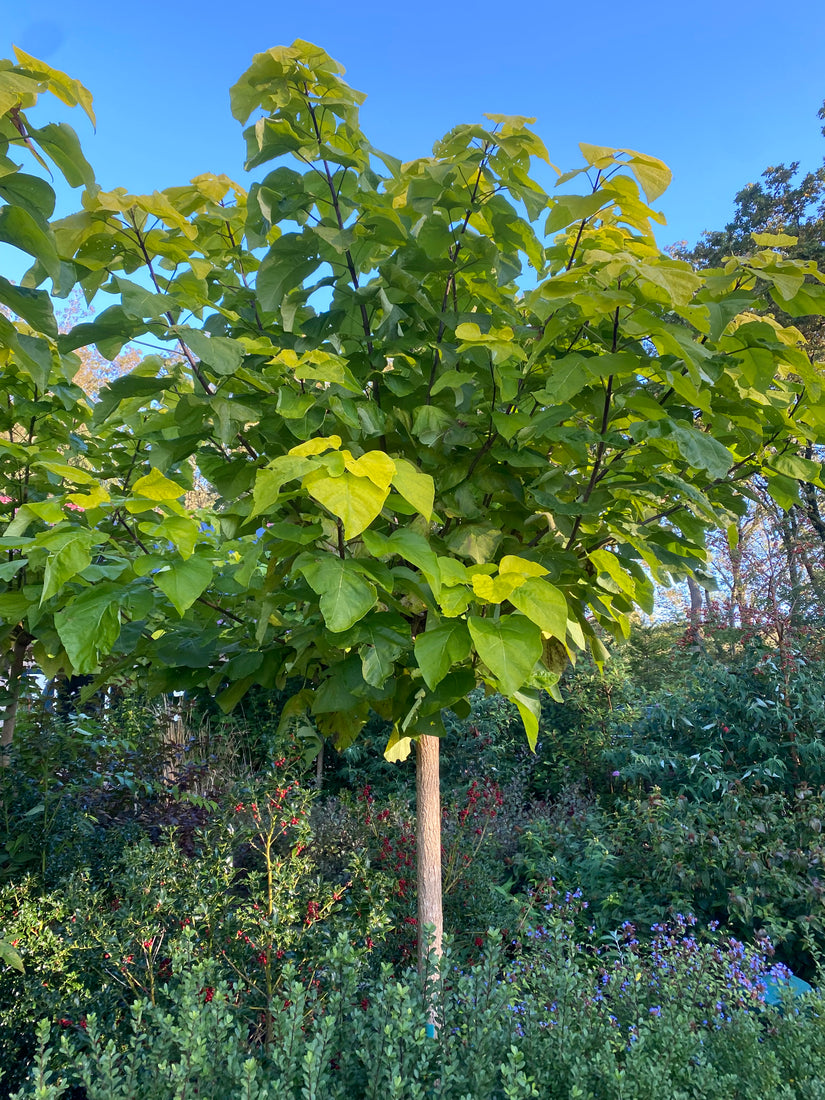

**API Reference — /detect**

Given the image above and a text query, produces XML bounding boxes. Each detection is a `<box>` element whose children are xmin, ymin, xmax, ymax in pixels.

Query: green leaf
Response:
<box><xmin>639</xmin><ymin>261</ymin><xmax>701</xmax><ymax>307</ymax></box>
<box><xmin>589</xmin><ymin>549</ymin><xmax>637</xmax><ymax>598</ymax></box>
<box><xmin>386</xmin><ymin>529</ymin><xmax>442</xmax><ymax>598</ymax></box>
<box><xmin>411</xmin><ymin>405</ymin><xmax>452</xmax><ymax>446</ymax></box>
<box><xmin>670</xmin><ymin>424</ymin><xmax>733</xmax><ymax>480</ymax></box>
<box><xmin>317</xmin><ymin>702</ymin><xmax>369</xmax><ymax>751</ymax></box>
<box><xmin>467</xmin><ymin>614</ymin><xmax>542</xmax><ymax>695</ymax></box>
<box><xmin>414</xmin><ymin>620</ymin><xmax>472</xmax><ymax>690</ymax></box>
<box><xmin>140</xmin><ymin>515</ymin><xmax>201</xmax><ymax>560</ymax></box>
<box><xmin>0</xmin><ymin>938</ymin><xmax>24</xmax><ymax>973</ymax></box>
<box><xmin>545</xmin><ymin>192</ymin><xmax>609</xmax><ymax>233</ymax></box>
<box><xmin>175</xmin><ymin>327</ymin><xmax>245</xmax><ymax>376</ymax></box>
<box><xmin>35</xmin><ymin>461</ymin><xmax>97</xmax><ymax>485</ymax></box>
<box><xmin>27</xmin><ymin>122</ymin><xmax>95</xmax><ymax>189</ymax></box>
<box><xmin>769</xmin><ymin>453</ymin><xmax>822</xmax><ymax>484</ymax></box>
<box><xmin>58</xmin><ymin>305</ymin><xmax>143</xmax><ymax>357</ymax></box>
<box><xmin>41</xmin><ymin>533</ymin><xmax>94</xmax><ymax>603</ymax></box>
<box><xmin>0</xmin><ymin>558</ymin><xmax>26</xmax><ymax>581</ymax></box>
<box><xmin>217</xmin><ymin>675</ymin><xmax>259</xmax><ymax>714</ymax></box>
<box><xmin>0</xmin><ymin>172</ymin><xmax>56</xmax><ymax>222</ymax></box>
<box><xmin>764</xmin><ymin>473</ymin><xmax>800</xmax><ymax>511</ymax></box>
<box><xmin>538</xmin><ymin>354</ymin><xmax>593</xmax><ymax>403</ymax></box>
<box><xmin>55</xmin><ymin>585</ymin><xmax>121</xmax><ymax>674</ymax></box>
<box><xmin>15</xmin><ymin>333</ymin><xmax>53</xmax><ymax>390</ymax></box>
<box><xmin>774</xmin><ymin>280</ymin><xmax>825</xmax><ymax>318</ymax></box>
<box><xmin>256</xmin><ymin>234</ymin><xmax>321</xmax><ymax>311</ymax></box>
<box><xmin>91</xmin><ymin>367</ymin><xmax>172</xmax><ymax>423</ymax></box>
<box><xmin>155</xmin><ymin>557</ymin><xmax>213</xmax><ymax>616</ymax></box>
<box><xmin>509</xmin><ymin>577</ymin><xmax>567</xmax><ymax>640</ymax></box>
<box><xmin>349</xmin><ymin>615</ymin><xmax>409</xmax><ymax>688</ymax></box>
<box><xmin>0</xmin><ymin>205</ymin><xmax>60</xmax><ymax>279</ymax></box>
<box><xmin>447</xmin><ymin>524</ymin><xmax>503</xmax><ymax>565</ymax></box>
<box><xmin>299</xmin><ymin>555</ymin><xmax>377</xmax><ymax>632</ymax></box>
<box><xmin>305</xmin><ymin>470</ymin><xmax>388</xmax><ymax>539</ymax></box>
<box><xmin>294</xmin><ymin>354</ymin><xmax>365</xmax><ymax>393</ymax></box>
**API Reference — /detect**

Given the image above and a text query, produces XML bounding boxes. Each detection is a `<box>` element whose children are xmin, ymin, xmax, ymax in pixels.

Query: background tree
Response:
<box><xmin>675</xmin><ymin>100</ymin><xmax>825</xmax><ymax>634</ymax></box>
<box><xmin>0</xmin><ymin>49</ymin><xmax>101</xmax><ymax>755</ymax></box>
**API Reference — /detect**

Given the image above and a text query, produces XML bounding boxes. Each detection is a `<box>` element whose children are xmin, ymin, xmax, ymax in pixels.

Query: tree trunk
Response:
<box><xmin>729</xmin><ymin>540</ymin><xmax>743</xmax><ymax>631</ymax></box>
<box><xmin>800</xmin><ymin>478</ymin><xmax>825</xmax><ymax>550</ymax></box>
<box><xmin>1</xmin><ymin>632</ymin><xmax>30</xmax><ymax>765</ymax></box>
<box><xmin>315</xmin><ymin>739</ymin><xmax>324</xmax><ymax>790</ymax></box>
<box><xmin>779</xmin><ymin>510</ymin><xmax>802</xmax><ymax>631</ymax></box>
<box><xmin>799</xmin><ymin>543</ymin><xmax>825</xmax><ymax>608</ymax></box>
<box><xmin>416</xmin><ymin>734</ymin><xmax>443</xmax><ymax>975</ymax></box>
<box><xmin>686</xmin><ymin>576</ymin><xmax>704</xmax><ymax>645</ymax></box>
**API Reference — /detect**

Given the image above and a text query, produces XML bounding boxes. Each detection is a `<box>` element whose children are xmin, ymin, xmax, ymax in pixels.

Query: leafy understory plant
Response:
<box><xmin>9</xmin><ymin>927</ymin><xmax>825</xmax><ymax>1100</ymax></box>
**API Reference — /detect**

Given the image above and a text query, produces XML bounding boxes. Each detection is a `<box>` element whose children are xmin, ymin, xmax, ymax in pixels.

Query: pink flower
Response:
<box><xmin>65</xmin><ymin>501</ymin><xmax>85</xmax><ymax>512</ymax></box>
<box><xmin>0</xmin><ymin>494</ymin><xmax>12</xmax><ymax>504</ymax></box>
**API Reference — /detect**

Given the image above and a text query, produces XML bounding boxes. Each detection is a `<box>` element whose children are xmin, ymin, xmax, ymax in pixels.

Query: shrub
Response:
<box><xmin>513</xmin><ymin>783</ymin><xmax>825</xmax><ymax>973</ymax></box>
<box><xmin>8</xmin><ymin>924</ymin><xmax>825</xmax><ymax>1100</ymax></box>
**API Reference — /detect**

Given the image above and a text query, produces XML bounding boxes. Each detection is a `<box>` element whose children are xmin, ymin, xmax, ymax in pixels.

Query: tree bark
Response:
<box><xmin>800</xmin><ymin>479</ymin><xmax>825</xmax><ymax>550</ymax></box>
<box><xmin>1</xmin><ymin>631</ymin><xmax>30</xmax><ymax>765</ymax></box>
<box><xmin>315</xmin><ymin>739</ymin><xmax>324</xmax><ymax>790</ymax></box>
<box><xmin>686</xmin><ymin>576</ymin><xmax>704</xmax><ymax>645</ymax></box>
<box><xmin>416</xmin><ymin>734</ymin><xmax>443</xmax><ymax>975</ymax></box>
<box><xmin>779</xmin><ymin>510</ymin><xmax>802</xmax><ymax>631</ymax></box>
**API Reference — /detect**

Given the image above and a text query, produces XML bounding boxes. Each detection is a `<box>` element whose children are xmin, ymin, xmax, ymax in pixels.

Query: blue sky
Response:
<box><xmin>7</xmin><ymin>0</ymin><xmax>825</xmax><ymax>253</ymax></box>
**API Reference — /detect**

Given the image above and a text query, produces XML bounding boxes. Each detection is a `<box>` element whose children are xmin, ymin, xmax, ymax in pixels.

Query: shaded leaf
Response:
<box><xmin>299</xmin><ymin>555</ymin><xmax>376</xmax><ymax>632</ymax></box>
<box><xmin>155</xmin><ymin>557</ymin><xmax>213</xmax><ymax>616</ymax></box>
<box><xmin>467</xmin><ymin>614</ymin><xmax>542</xmax><ymax>695</ymax></box>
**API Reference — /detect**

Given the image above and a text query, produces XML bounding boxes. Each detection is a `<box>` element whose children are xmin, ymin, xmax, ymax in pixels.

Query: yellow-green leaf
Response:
<box><xmin>305</xmin><ymin>470</ymin><xmax>388</xmax><ymax>540</ymax></box>
<box><xmin>509</xmin><ymin>577</ymin><xmax>567</xmax><ymax>640</ymax></box>
<box><xmin>471</xmin><ymin>572</ymin><xmax>521</xmax><ymax>603</ymax></box>
<box><xmin>384</xmin><ymin>732</ymin><xmax>413</xmax><ymax>762</ymax></box>
<box><xmin>344</xmin><ymin>450</ymin><xmax>396</xmax><ymax>490</ymax></box>
<box><xmin>499</xmin><ymin>555</ymin><xmax>548</xmax><ymax>579</ymax></box>
<box><xmin>289</xmin><ymin>435</ymin><xmax>342</xmax><ymax>457</ymax></box>
<box><xmin>414</xmin><ymin>620</ymin><xmax>472</xmax><ymax>689</ymax></box>
<box><xmin>131</xmin><ymin>467</ymin><xmax>186</xmax><ymax>502</ymax></box>
<box><xmin>13</xmin><ymin>47</ymin><xmax>96</xmax><ymax>126</ymax></box>
<box><xmin>391</xmin><ymin>458</ymin><xmax>434</xmax><ymax>521</ymax></box>
<box><xmin>511</xmin><ymin>688</ymin><xmax>541</xmax><ymax>752</ymax></box>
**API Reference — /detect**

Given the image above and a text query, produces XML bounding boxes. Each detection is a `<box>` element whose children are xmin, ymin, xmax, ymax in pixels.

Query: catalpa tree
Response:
<box><xmin>3</xmin><ymin>43</ymin><xmax>825</xmax><ymax>962</ymax></box>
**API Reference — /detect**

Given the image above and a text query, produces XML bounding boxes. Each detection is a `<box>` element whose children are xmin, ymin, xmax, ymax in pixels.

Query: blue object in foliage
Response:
<box><xmin>763</xmin><ymin>971</ymin><xmax>813</xmax><ymax>1009</ymax></box>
